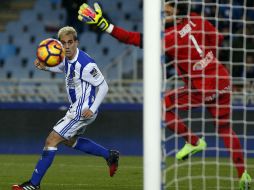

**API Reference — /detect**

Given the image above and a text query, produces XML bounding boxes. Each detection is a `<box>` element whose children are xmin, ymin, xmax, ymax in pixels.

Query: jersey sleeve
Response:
<box><xmin>45</xmin><ymin>61</ymin><xmax>65</xmax><ymax>73</ymax></box>
<box><xmin>111</xmin><ymin>25</ymin><xmax>143</xmax><ymax>48</ymax></box>
<box><xmin>89</xmin><ymin>80</ymin><xmax>108</xmax><ymax>113</ymax></box>
<box><xmin>81</xmin><ymin>63</ymin><xmax>104</xmax><ymax>86</ymax></box>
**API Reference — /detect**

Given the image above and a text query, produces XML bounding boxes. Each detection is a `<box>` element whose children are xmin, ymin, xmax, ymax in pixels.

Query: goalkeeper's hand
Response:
<box><xmin>78</xmin><ymin>2</ymin><xmax>110</xmax><ymax>31</ymax></box>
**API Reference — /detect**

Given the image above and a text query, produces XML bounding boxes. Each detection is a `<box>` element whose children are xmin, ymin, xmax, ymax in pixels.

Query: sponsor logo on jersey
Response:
<box><xmin>193</xmin><ymin>51</ymin><xmax>214</xmax><ymax>71</ymax></box>
<box><xmin>90</xmin><ymin>68</ymin><xmax>100</xmax><ymax>79</ymax></box>
<box><xmin>205</xmin><ymin>85</ymin><xmax>230</xmax><ymax>102</ymax></box>
<box><xmin>66</xmin><ymin>76</ymin><xmax>75</xmax><ymax>88</ymax></box>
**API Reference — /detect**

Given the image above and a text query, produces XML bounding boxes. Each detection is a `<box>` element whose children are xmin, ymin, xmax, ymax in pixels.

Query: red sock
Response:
<box><xmin>218</xmin><ymin>126</ymin><xmax>245</xmax><ymax>178</ymax></box>
<box><xmin>165</xmin><ymin>111</ymin><xmax>199</xmax><ymax>145</ymax></box>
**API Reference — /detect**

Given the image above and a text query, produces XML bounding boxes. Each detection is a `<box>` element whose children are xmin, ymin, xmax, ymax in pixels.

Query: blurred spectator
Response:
<box><xmin>62</xmin><ymin>0</ymin><xmax>85</xmax><ymax>33</ymax></box>
<box><xmin>245</xmin><ymin>54</ymin><xmax>254</xmax><ymax>78</ymax></box>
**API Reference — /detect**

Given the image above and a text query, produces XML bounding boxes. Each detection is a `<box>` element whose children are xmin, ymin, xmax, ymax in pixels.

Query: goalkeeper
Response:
<box><xmin>78</xmin><ymin>1</ymin><xmax>252</xmax><ymax>189</ymax></box>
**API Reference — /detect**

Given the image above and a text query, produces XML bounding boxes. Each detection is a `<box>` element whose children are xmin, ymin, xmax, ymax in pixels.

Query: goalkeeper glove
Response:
<box><xmin>78</xmin><ymin>2</ymin><xmax>110</xmax><ymax>31</ymax></box>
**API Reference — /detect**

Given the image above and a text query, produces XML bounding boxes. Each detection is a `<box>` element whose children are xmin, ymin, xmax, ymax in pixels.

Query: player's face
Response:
<box><xmin>60</xmin><ymin>34</ymin><xmax>78</xmax><ymax>60</ymax></box>
<box><xmin>164</xmin><ymin>3</ymin><xmax>175</xmax><ymax>24</ymax></box>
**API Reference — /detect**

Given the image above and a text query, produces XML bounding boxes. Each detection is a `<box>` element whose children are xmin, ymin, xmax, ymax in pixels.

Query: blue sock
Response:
<box><xmin>30</xmin><ymin>147</ymin><xmax>57</xmax><ymax>186</ymax></box>
<box><xmin>73</xmin><ymin>137</ymin><xmax>109</xmax><ymax>159</ymax></box>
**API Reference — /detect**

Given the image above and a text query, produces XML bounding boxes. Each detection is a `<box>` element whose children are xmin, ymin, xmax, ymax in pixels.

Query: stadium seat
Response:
<box><xmin>11</xmin><ymin>69</ymin><xmax>30</xmax><ymax>79</ymax></box>
<box><xmin>0</xmin><ymin>0</ymin><xmax>143</xmax><ymax>103</ymax></box>
<box><xmin>79</xmin><ymin>32</ymin><xmax>97</xmax><ymax>48</ymax></box>
<box><xmin>34</xmin><ymin>0</ymin><xmax>54</xmax><ymax>12</ymax></box>
<box><xmin>0</xmin><ymin>44</ymin><xmax>16</xmax><ymax>59</ymax></box>
<box><xmin>121</xmin><ymin>0</ymin><xmax>139</xmax><ymax>12</ymax></box>
<box><xmin>5</xmin><ymin>21</ymin><xmax>26</xmax><ymax>34</ymax></box>
<box><xmin>19</xmin><ymin>10</ymin><xmax>37</xmax><ymax>25</ymax></box>
<box><xmin>32</xmin><ymin>69</ymin><xmax>52</xmax><ymax>79</ymax></box>
<box><xmin>33</xmin><ymin>0</ymin><xmax>66</xmax><ymax>28</ymax></box>
<box><xmin>100</xmin><ymin>35</ymin><xmax>126</xmax><ymax>57</ymax></box>
<box><xmin>0</xmin><ymin>32</ymin><xmax>10</xmax><ymax>45</ymax></box>
<box><xmin>12</xmin><ymin>33</ymin><xmax>35</xmax><ymax>48</ymax></box>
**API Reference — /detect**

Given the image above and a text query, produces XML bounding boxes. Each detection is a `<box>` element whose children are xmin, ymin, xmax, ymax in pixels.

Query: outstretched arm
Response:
<box><xmin>78</xmin><ymin>2</ymin><xmax>143</xmax><ymax>48</ymax></box>
<box><xmin>106</xmin><ymin>24</ymin><xmax>143</xmax><ymax>48</ymax></box>
<box><xmin>34</xmin><ymin>59</ymin><xmax>64</xmax><ymax>73</ymax></box>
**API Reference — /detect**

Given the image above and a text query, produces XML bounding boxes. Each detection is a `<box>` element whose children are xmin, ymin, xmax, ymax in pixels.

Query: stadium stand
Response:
<box><xmin>0</xmin><ymin>0</ymin><xmax>253</xmax><ymax>105</ymax></box>
<box><xmin>0</xmin><ymin>0</ymin><xmax>143</xmax><ymax>104</ymax></box>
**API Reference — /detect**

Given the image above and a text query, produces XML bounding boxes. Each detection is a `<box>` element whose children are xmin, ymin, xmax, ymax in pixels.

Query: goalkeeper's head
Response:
<box><xmin>164</xmin><ymin>0</ymin><xmax>189</xmax><ymax>26</ymax></box>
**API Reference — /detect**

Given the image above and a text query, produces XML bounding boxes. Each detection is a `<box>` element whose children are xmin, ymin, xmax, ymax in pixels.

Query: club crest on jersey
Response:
<box><xmin>90</xmin><ymin>68</ymin><xmax>99</xmax><ymax>79</ymax></box>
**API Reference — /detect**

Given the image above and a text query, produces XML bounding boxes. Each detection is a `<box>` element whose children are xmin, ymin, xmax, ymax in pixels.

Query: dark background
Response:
<box><xmin>0</xmin><ymin>107</ymin><xmax>143</xmax><ymax>155</ymax></box>
<box><xmin>0</xmin><ymin>105</ymin><xmax>253</xmax><ymax>157</ymax></box>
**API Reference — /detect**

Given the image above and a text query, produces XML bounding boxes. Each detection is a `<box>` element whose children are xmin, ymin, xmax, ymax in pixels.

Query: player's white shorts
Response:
<box><xmin>53</xmin><ymin>112</ymin><xmax>97</xmax><ymax>140</ymax></box>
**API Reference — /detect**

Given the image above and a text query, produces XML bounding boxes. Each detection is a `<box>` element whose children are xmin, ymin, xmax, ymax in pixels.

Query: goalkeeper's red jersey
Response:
<box><xmin>111</xmin><ymin>12</ymin><xmax>230</xmax><ymax>89</ymax></box>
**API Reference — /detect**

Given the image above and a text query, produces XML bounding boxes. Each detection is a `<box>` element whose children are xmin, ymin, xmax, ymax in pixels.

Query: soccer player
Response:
<box><xmin>12</xmin><ymin>26</ymin><xmax>119</xmax><ymax>190</ymax></box>
<box><xmin>78</xmin><ymin>1</ymin><xmax>252</xmax><ymax>189</ymax></box>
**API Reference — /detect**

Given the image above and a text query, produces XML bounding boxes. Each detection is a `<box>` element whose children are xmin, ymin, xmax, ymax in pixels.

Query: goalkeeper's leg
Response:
<box><xmin>164</xmin><ymin>88</ymin><xmax>200</xmax><ymax>146</ymax></box>
<box><xmin>218</xmin><ymin>125</ymin><xmax>245</xmax><ymax>177</ymax></box>
<box><xmin>208</xmin><ymin>93</ymin><xmax>245</xmax><ymax>178</ymax></box>
<box><xmin>218</xmin><ymin>125</ymin><xmax>252</xmax><ymax>190</ymax></box>
<box><xmin>164</xmin><ymin>88</ymin><xmax>207</xmax><ymax>160</ymax></box>
<box><xmin>165</xmin><ymin>111</ymin><xmax>199</xmax><ymax>145</ymax></box>
<box><xmin>208</xmin><ymin>93</ymin><xmax>251</xmax><ymax>189</ymax></box>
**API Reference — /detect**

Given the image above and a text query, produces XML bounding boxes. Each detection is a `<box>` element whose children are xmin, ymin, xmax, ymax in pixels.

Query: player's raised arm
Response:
<box><xmin>78</xmin><ymin>2</ymin><xmax>143</xmax><ymax>48</ymax></box>
<box><xmin>34</xmin><ymin>58</ymin><xmax>64</xmax><ymax>73</ymax></box>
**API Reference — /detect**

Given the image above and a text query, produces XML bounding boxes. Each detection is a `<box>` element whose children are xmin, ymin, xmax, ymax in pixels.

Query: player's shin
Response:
<box><xmin>218</xmin><ymin>125</ymin><xmax>245</xmax><ymax>178</ymax></box>
<box><xmin>73</xmin><ymin>137</ymin><xmax>109</xmax><ymax>159</ymax></box>
<box><xmin>30</xmin><ymin>147</ymin><xmax>57</xmax><ymax>186</ymax></box>
<box><xmin>166</xmin><ymin>111</ymin><xmax>199</xmax><ymax>145</ymax></box>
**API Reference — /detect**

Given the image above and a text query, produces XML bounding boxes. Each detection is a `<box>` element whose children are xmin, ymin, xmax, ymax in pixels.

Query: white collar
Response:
<box><xmin>68</xmin><ymin>48</ymin><xmax>79</xmax><ymax>63</ymax></box>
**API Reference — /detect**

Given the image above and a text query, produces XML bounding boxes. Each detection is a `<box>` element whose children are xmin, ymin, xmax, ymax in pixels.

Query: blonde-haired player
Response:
<box><xmin>12</xmin><ymin>26</ymin><xmax>119</xmax><ymax>190</ymax></box>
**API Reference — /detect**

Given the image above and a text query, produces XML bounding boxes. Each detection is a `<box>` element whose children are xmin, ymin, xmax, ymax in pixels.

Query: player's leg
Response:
<box><xmin>63</xmin><ymin>137</ymin><xmax>119</xmax><ymax>177</ymax></box>
<box><xmin>164</xmin><ymin>87</ymin><xmax>199</xmax><ymax>145</ymax></box>
<box><xmin>164</xmin><ymin>87</ymin><xmax>207</xmax><ymax>160</ymax></box>
<box><xmin>208</xmin><ymin>93</ymin><xmax>245</xmax><ymax>177</ymax></box>
<box><xmin>30</xmin><ymin>131</ymin><xmax>64</xmax><ymax>185</ymax></box>
<box><xmin>207</xmin><ymin>93</ymin><xmax>251</xmax><ymax>189</ymax></box>
<box><xmin>73</xmin><ymin>137</ymin><xmax>119</xmax><ymax>177</ymax></box>
<box><xmin>63</xmin><ymin>135</ymin><xmax>110</xmax><ymax>158</ymax></box>
<box><xmin>61</xmin><ymin>115</ymin><xmax>119</xmax><ymax>177</ymax></box>
<box><xmin>12</xmin><ymin>130</ymin><xmax>64</xmax><ymax>190</ymax></box>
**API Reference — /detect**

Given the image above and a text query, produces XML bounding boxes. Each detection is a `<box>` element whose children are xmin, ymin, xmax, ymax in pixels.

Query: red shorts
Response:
<box><xmin>164</xmin><ymin>67</ymin><xmax>231</xmax><ymax>126</ymax></box>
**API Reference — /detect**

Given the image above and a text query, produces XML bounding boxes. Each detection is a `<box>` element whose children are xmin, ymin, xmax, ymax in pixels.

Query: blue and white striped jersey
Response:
<box><xmin>46</xmin><ymin>48</ymin><xmax>105</xmax><ymax>119</ymax></box>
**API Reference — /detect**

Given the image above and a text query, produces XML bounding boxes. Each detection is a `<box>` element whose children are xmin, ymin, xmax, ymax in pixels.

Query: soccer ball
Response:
<box><xmin>36</xmin><ymin>38</ymin><xmax>65</xmax><ymax>67</ymax></box>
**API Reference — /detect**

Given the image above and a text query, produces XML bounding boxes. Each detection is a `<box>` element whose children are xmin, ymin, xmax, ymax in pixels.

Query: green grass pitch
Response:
<box><xmin>0</xmin><ymin>155</ymin><xmax>143</xmax><ymax>190</ymax></box>
<box><xmin>166</xmin><ymin>157</ymin><xmax>254</xmax><ymax>190</ymax></box>
<box><xmin>0</xmin><ymin>155</ymin><xmax>253</xmax><ymax>190</ymax></box>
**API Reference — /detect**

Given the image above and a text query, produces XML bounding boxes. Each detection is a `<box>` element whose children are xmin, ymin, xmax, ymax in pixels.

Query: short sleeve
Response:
<box><xmin>81</xmin><ymin>62</ymin><xmax>104</xmax><ymax>86</ymax></box>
